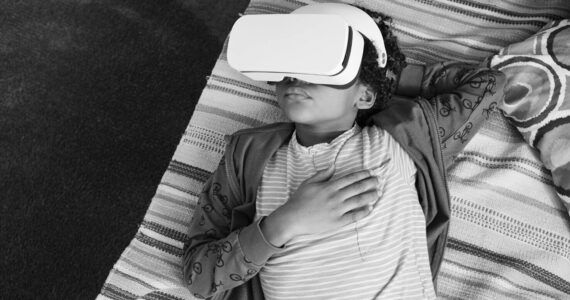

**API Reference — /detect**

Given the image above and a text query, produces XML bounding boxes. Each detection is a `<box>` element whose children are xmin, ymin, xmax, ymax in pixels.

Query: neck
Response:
<box><xmin>294</xmin><ymin>123</ymin><xmax>354</xmax><ymax>147</ymax></box>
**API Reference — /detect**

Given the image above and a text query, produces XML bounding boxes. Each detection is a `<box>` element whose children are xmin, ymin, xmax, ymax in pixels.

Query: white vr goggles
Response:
<box><xmin>227</xmin><ymin>3</ymin><xmax>387</xmax><ymax>86</ymax></box>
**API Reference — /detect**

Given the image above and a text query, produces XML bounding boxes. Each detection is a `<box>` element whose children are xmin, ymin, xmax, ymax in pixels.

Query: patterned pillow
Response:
<box><xmin>490</xmin><ymin>20</ymin><xmax>570</xmax><ymax>215</ymax></box>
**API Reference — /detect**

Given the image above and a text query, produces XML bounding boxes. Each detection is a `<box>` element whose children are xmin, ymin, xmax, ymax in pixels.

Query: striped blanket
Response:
<box><xmin>97</xmin><ymin>1</ymin><xmax>570</xmax><ymax>299</ymax></box>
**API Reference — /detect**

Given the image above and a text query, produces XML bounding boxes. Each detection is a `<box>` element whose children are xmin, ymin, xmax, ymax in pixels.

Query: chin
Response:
<box><xmin>287</xmin><ymin>115</ymin><xmax>314</xmax><ymax>125</ymax></box>
<box><xmin>283</xmin><ymin>107</ymin><xmax>314</xmax><ymax>124</ymax></box>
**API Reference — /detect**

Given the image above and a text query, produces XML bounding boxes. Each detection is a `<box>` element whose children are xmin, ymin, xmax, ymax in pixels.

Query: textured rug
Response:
<box><xmin>0</xmin><ymin>0</ymin><xmax>246</xmax><ymax>298</ymax></box>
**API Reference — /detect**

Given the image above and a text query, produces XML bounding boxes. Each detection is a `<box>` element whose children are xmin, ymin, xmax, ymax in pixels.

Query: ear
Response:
<box><xmin>355</xmin><ymin>85</ymin><xmax>377</xmax><ymax>109</ymax></box>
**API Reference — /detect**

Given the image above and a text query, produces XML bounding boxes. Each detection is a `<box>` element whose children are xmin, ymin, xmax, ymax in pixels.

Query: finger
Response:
<box><xmin>341</xmin><ymin>190</ymin><xmax>378</xmax><ymax>213</ymax></box>
<box><xmin>330</xmin><ymin>170</ymin><xmax>375</xmax><ymax>191</ymax></box>
<box><xmin>341</xmin><ymin>206</ymin><xmax>372</xmax><ymax>225</ymax></box>
<box><xmin>335</xmin><ymin>176</ymin><xmax>379</xmax><ymax>201</ymax></box>
<box><xmin>305</xmin><ymin>164</ymin><xmax>336</xmax><ymax>184</ymax></box>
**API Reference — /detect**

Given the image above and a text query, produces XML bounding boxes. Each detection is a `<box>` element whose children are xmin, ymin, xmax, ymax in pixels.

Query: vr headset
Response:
<box><xmin>227</xmin><ymin>3</ymin><xmax>387</xmax><ymax>86</ymax></box>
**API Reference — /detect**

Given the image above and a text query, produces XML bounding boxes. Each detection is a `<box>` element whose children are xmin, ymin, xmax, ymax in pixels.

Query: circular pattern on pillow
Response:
<box><xmin>495</xmin><ymin>57</ymin><xmax>562</xmax><ymax>129</ymax></box>
<box><xmin>548</xmin><ymin>25</ymin><xmax>570</xmax><ymax>71</ymax></box>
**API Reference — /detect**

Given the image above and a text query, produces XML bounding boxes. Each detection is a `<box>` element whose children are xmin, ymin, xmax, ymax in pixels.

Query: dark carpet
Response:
<box><xmin>0</xmin><ymin>0</ymin><xmax>247</xmax><ymax>298</ymax></box>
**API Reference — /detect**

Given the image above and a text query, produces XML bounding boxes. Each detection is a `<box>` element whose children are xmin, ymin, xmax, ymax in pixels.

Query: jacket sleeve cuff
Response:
<box><xmin>238</xmin><ymin>217</ymin><xmax>284</xmax><ymax>266</ymax></box>
<box><xmin>395</xmin><ymin>64</ymin><xmax>425</xmax><ymax>97</ymax></box>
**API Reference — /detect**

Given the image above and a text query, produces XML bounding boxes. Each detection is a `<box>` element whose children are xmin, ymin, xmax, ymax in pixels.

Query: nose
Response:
<box><xmin>268</xmin><ymin>77</ymin><xmax>299</xmax><ymax>86</ymax></box>
<box><xmin>283</xmin><ymin>77</ymin><xmax>309</xmax><ymax>85</ymax></box>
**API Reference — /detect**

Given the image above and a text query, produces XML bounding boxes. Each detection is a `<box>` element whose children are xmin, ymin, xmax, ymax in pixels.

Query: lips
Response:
<box><xmin>285</xmin><ymin>88</ymin><xmax>311</xmax><ymax>99</ymax></box>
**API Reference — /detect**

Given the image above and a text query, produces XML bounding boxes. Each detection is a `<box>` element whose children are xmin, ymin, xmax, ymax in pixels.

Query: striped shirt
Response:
<box><xmin>255</xmin><ymin>125</ymin><xmax>436</xmax><ymax>300</ymax></box>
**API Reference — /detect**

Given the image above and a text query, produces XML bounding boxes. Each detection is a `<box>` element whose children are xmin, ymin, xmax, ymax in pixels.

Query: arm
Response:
<box><xmin>182</xmin><ymin>144</ymin><xmax>282</xmax><ymax>298</ymax></box>
<box><xmin>183</xmin><ymin>135</ymin><xmax>381</xmax><ymax>298</ymax></box>
<box><xmin>395</xmin><ymin>61</ymin><xmax>506</xmax><ymax>166</ymax></box>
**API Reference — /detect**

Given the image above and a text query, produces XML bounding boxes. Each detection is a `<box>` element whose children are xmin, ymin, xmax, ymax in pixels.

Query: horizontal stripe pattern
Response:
<box><xmin>194</xmin><ymin>103</ymin><xmax>267</xmax><ymax>128</ymax></box>
<box><xmin>449</xmin><ymin>175</ymin><xmax>566</xmax><ymax>217</ymax></box>
<box><xmin>97</xmin><ymin>1</ymin><xmax>570</xmax><ymax>299</ymax></box>
<box><xmin>447</xmin><ymin>238</ymin><xmax>570</xmax><ymax>294</ymax></box>
<box><xmin>100</xmin><ymin>284</ymin><xmax>138</xmax><ymax>300</ymax></box>
<box><xmin>180</xmin><ymin>125</ymin><xmax>227</xmax><ymax>157</ymax></box>
<box><xmin>208</xmin><ymin>74</ymin><xmax>276</xmax><ymax>97</ymax></box>
<box><xmin>141</xmin><ymin>221</ymin><xmax>188</xmax><ymax>244</ymax></box>
<box><xmin>167</xmin><ymin>161</ymin><xmax>211</xmax><ymax>183</ymax></box>
<box><xmin>135</xmin><ymin>232</ymin><xmax>184</xmax><ymax>257</ymax></box>
<box><xmin>440</xmin><ymin>258</ymin><xmax>556</xmax><ymax>299</ymax></box>
<box><xmin>142</xmin><ymin>291</ymin><xmax>186</xmax><ymax>300</ymax></box>
<box><xmin>452</xmin><ymin>153</ymin><xmax>555</xmax><ymax>186</ymax></box>
<box><xmin>437</xmin><ymin>111</ymin><xmax>570</xmax><ymax>299</ymax></box>
<box><xmin>109</xmin><ymin>268</ymin><xmax>157</xmax><ymax>290</ymax></box>
<box><xmin>451</xmin><ymin>196</ymin><xmax>570</xmax><ymax>258</ymax></box>
<box><xmin>256</xmin><ymin>126</ymin><xmax>434</xmax><ymax>299</ymax></box>
<box><xmin>205</xmin><ymin>83</ymin><xmax>278</xmax><ymax>108</ymax></box>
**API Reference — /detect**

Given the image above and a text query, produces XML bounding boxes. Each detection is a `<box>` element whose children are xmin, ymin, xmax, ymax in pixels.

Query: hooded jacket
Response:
<box><xmin>183</xmin><ymin>62</ymin><xmax>505</xmax><ymax>300</ymax></box>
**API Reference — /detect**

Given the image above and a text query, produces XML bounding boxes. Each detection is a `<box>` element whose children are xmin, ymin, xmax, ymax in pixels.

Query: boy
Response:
<box><xmin>183</xmin><ymin>3</ymin><xmax>505</xmax><ymax>299</ymax></box>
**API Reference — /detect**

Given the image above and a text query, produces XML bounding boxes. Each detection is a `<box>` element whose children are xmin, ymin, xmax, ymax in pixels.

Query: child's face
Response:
<box><xmin>275</xmin><ymin>77</ymin><xmax>371</xmax><ymax>130</ymax></box>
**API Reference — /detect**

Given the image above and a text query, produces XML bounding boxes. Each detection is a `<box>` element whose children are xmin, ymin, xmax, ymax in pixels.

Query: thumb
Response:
<box><xmin>306</xmin><ymin>164</ymin><xmax>335</xmax><ymax>184</ymax></box>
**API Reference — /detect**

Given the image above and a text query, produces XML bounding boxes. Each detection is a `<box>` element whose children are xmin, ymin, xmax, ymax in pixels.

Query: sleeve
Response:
<box><xmin>396</xmin><ymin>61</ymin><xmax>506</xmax><ymax>166</ymax></box>
<box><xmin>182</xmin><ymin>137</ymin><xmax>283</xmax><ymax>299</ymax></box>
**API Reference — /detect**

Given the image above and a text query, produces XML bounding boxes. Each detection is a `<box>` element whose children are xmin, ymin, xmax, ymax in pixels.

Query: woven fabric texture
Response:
<box><xmin>98</xmin><ymin>1</ymin><xmax>570</xmax><ymax>299</ymax></box>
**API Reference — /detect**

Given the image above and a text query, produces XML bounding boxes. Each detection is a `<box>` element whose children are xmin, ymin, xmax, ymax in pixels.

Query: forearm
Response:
<box><xmin>395</xmin><ymin>61</ymin><xmax>506</xmax><ymax>167</ymax></box>
<box><xmin>428</xmin><ymin>65</ymin><xmax>505</xmax><ymax>145</ymax></box>
<box><xmin>182</xmin><ymin>148</ymin><xmax>283</xmax><ymax>298</ymax></box>
<box><xmin>183</xmin><ymin>230</ymin><xmax>250</xmax><ymax>297</ymax></box>
<box><xmin>396</xmin><ymin>61</ymin><xmax>504</xmax><ymax>99</ymax></box>
<box><xmin>183</xmin><ymin>219</ymin><xmax>281</xmax><ymax>298</ymax></box>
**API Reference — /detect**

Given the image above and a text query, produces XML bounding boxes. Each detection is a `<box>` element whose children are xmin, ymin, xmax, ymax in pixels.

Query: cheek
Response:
<box><xmin>318</xmin><ymin>90</ymin><xmax>357</xmax><ymax>110</ymax></box>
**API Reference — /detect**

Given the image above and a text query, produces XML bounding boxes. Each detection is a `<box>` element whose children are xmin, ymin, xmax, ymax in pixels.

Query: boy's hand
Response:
<box><xmin>261</xmin><ymin>166</ymin><xmax>381</xmax><ymax>247</ymax></box>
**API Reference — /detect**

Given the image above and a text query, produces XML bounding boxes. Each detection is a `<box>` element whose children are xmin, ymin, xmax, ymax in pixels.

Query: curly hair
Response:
<box><xmin>355</xmin><ymin>7</ymin><xmax>407</xmax><ymax>126</ymax></box>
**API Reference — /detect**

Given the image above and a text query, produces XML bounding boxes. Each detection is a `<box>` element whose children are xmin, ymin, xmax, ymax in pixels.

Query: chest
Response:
<box><xmin>253</xmin><ymin>132</ymin><xmax>429</xmax><ymax>299</ymax></box>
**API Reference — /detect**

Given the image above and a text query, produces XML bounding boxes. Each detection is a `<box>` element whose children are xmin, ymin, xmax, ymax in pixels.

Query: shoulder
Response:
<box><xmin>363</xmin><ymin>125</ymin><xmax>417</xmax><ymax>183</ymax></box>
<box><xmin>384</xmin><ymin>130</ymin><xmax>417</xmax><ymax>185</ymax></box>
<box><xmin>362</xmin><ymin>125</ymin><xmax>413</xmax><ymax>154</ymax></box>
<box><xmin>224</xmin><ymin>122</ymin><xmax>294</xmax><ymax>174</ymax></box>
<box><xmin>361</xmin><ymin>126</ymin><xmax>414</xmax><ymax>160</ymax></box>
<box><xmin>368</xmin><ymin>97</ymin><xmax>439</xmax><ymax>163</ymax></box>
<box><xmin>366</xmin><ymin>126</ymin><xmax>414</xmax><ymax>161</ymax></box>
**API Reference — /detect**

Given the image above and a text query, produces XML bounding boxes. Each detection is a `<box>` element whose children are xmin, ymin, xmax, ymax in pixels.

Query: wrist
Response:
<box><xmin>260</xmin><ymin>212</ymin><xmax>294</xmax><ymax>248</ymax></box>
